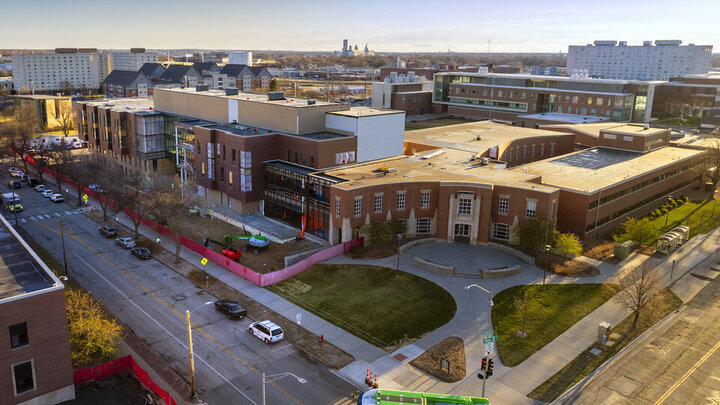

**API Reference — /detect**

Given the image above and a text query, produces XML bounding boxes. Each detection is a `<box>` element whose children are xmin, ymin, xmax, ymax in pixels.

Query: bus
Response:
<box><xmin>358</xmin><ymin>389</ymin><xmax>490</xmax><ymax>405</ymax></box>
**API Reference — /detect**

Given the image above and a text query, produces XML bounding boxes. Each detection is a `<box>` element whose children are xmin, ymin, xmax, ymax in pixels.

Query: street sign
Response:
<box><xmin>485</xmin><ymin>329</ymin><xmax>494</xmax><ymax>337</ymax></box>
<box><xmin>483</xmin><ymin>336</ymin><xmax>498</xmax><ymax>344</ymax></box>
<box><xmin>296</xmin><ymin>313</ymin><xmax>302</xmax><ymax>325</ymax></box>
<box><xmin>82</xmin><ymin>194</ymin><xmax>88</xmax><ymax>204</ymax></box>
<box><xmin>485</xmin><ymin>343</ymin><xmax>494</xmax><ymax>357</ymax></box>
<box><xmin>201</xmin><ymin>258</ymin><xmax>208</xmax><ymax>266</ymax></box>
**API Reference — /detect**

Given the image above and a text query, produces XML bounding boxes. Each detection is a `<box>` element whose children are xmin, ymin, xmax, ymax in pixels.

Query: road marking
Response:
<box><xmin>653</xmin><ymin>338</ymin><xmax>720</xmax><ymax>405</ymax></box>
<box><xmin>54</xmin><ymin>212</ymin><xmax>61</xmax><ymax>217</ymax></box>
<box><xmin>44</xmin><ymin>214</ymin><xmax>51</xmax><ymax>219</ymax></box>
<box><xmin>20</xmin><ymin>218</ymin><xmax>27</xmax><ymax>224</ymax></box>
<box><xmin>33</xmin><ymin>220</ymin><xmax>302</xmax><ymax>404</ymax></box>
<box><xmin>65</xmin><ymin>211</ymin><xmax>71</xmax><ymax>215</ymax></box>
<box><xmin>271</xmin><ymin>344</ymin><xmax>292</xmax><ymax>352</ymax></box>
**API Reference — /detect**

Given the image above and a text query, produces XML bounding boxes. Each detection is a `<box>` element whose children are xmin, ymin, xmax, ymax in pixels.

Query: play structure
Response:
<box><xmin>223</xmin><ymin>234</ymin><xmax>271</xmax><ymax>255</ymax></box>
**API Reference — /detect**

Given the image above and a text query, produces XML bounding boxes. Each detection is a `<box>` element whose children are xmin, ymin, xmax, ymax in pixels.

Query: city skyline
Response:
<box><xmin>2</xmin><ymin>0</ymin><xmax>719</xmax><ymax>53</ymax></box>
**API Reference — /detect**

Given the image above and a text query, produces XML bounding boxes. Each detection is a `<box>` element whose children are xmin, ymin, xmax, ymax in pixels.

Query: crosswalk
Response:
<box><xmin>6</xmin><ymin>207</ymin><xmax>94</xmax><ymax>224</ymax></box>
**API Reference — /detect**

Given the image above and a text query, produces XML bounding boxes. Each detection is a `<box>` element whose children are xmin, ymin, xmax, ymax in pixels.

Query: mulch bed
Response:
<box><xmin>409</xmin><ymin>337</ymin><xmax>466</xmax><ymax>382</ymax></box>
<box><xmin>536</xmin><ymin>254</ymin><xmax>600</xmax><ymax>277</ymax></box>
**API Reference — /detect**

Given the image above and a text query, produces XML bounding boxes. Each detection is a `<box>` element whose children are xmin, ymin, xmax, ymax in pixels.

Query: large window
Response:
<box><xmin>416</xmin><ymin>218</ymin><xmax>431</xmax><ymax>234</ymax></box>
<box><xmin>354</xmin><ymin>198</ymin><xmax>361</xmax><ymax>217</ymax></box>
<box><xmin>498</xmin><ymin>196</ymin><xmax>509</xmax><ymax>214</ymax></box>
<box><xmin>526</xmin><ymin>199</ymin><xmax>537</xmax><ymax>218</ymax></box>
<box><xmin>374</xmin><ymin>195</ymin><xmax>382</xmax><ymax>213</ymax></box>
<box><xmin>397</xmin><ymin>191</ymin><xmax>406</xmax><ymax>210</ymax></box>
<box><xmin>10</xmin><ymin>323</ymin><xmax>28</xmax><ymax>349</ymax></box>
<box><xmin>12</xmin><ymin>360</ymin><xmax>34</xmax><ymax>395</ymax></box>
<box><xmin>493</xmin><ymin>223</ymin><xmax>510</xmax><ymax>240</ymax></box>
<box><xmin>336</xmin><ymin>199</ymin><xmax>340</xmax><ymax>217</ymax></box>
<box><xmin>458</xmin><ymin>196</ymin><xmax>472</xmax><ymax>215</ymax></box>
<box><xmin>421</xmin><ymin>192</ymin><xmax>430</xmax><ymax>209</ymax></box>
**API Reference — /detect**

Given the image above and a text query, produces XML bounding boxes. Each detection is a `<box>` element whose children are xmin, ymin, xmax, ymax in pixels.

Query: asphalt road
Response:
<box><xmin>4</xmin><ymin>170</ymin><xmax>357</xmax><ymax>405</ymax></box>
<box><xmin>558</xmin><ymin>253</ymin><xmax>720</xmax><ymax>405</ymax></box>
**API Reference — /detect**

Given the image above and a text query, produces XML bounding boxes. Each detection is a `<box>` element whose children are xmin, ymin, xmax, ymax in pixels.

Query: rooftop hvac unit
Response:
<box><xmin>195</xmin><ymin>85</ymin><xmax>209</xmax><ymax>92</ymax></box>
<box><xmin>268</xmin><ymin>91</ymin><xmax>285</xmax><ymax>101</ymax></box>
<box><xmin>225</xmin><ymin>88</ymin><xmax>238</xmax><ymax>96</ymax></box>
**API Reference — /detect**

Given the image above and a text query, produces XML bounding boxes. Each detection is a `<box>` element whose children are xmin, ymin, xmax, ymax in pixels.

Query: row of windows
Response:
<box><xmin>505</xmin><ymin>142</ymin><xmax>556</xmax><ymax>162</ymax></box>
<box><xmin>286</xmin><ymin>150</ymin><xmax>315</xmax><ymax>168</ymax></box>
<box><xmin>349</xmin><ymin>191</ymin><xmax>433</xmax><ymax>217</ymax></box>
<box><xmin>588</xmin><ymin>162</ymin><xmax>700</xmax><ymax>209</ymax></box>
<box><xmin>8</xmin><ymin>322</ymin><xmax>34</xmax><ymax>396</ymax></box>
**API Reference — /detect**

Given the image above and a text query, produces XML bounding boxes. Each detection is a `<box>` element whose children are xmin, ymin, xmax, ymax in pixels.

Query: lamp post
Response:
<box><xmin>186</xmin><ymin>301</ymin><xmax>212</xmax><ymax>398</ymax></box>
<box><xmin>262</xmin><ymin>372</ymin><xmax>306</xmax><ymax>405</ymax></box>
<box><xmin>543</xmin><ymin>244</ymin><xmax>552</xmax><ymax>290</ymax></box>
<box><xmin>60</xmin><ymin>218</ymin><xmax>69</xmax><ymax>276</ymax></box>
<box><xmin>664</xmin><ymin>196</ymin><xmax>673</xmax><ymax>227</ymax></box>
<box><xmin>465</xmin><ymin>284</ymin><xmax>494</xmax><ymax>397</ymax></box>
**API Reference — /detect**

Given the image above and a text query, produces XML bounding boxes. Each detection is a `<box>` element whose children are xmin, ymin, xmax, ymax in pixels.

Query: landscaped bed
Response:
<box><xmin>492</xmin><ymin>284</ymin><xmax>622</xmax><ymax>367</ymax></box>
<box><xmin>409</xmin><ymin>337</ymin><xmax>466</xmax><ymax>382</ymax></box>
<box><xmin>267</xmin><ymin>264</ymin><xmax>457</xmax><ymax>351</ymax></box>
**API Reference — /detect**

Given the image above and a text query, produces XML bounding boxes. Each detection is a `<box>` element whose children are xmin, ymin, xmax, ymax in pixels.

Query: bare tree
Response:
<box><xmin>8</xmin><ymin>103</ymin><xmax>39</xmax><ymax>173</ymax></box>
<box><xmin>50</xmin><ymin>102</ymin><xmax>75</xmax><ymax>137</ymax></box>
<box><xmin>48</xmin><ymin>148</ymin><xmax>74</xmax><ymax>190</ymax></box>
<box><xmin>92</xmin><ymin>156</ymin><xmax>125</xmax><ymax>222</ymax></box>
<box><xmin>616</xmin><ymin>261</ymin><xmax>662</xmax><ymax>329</ymax></box>
<box><xmin>67</xmin><ymin>154</ymin><xmax>100</xmax><ymax>207</ymax></box>
<box><xmin>705</xmin><ymin>137</ymin><xmax>720</xmax><ymax>187</ymax></box>
<box><xmin>151</xmin><ymin>177</ymin><xmax>202</xmax><ymax>264</ymax></box>
<box><xmin>59</xmin><ymin>81</ymin><xmax>74</xmax><ymax>96</ymax></box>
<box><xmin>116</xmin><ymin>171</ymin><xmax>153</xmax><ymax>239</ymax></box>
<box><xmin>28</xmin><ymin>150</ymin><xmax>50</xmax><ymax>182</ymax></box>
<box><xmin>513</xmin><ymin>289</ymin><xmax>532</xmax><ymax>337</ymax></box>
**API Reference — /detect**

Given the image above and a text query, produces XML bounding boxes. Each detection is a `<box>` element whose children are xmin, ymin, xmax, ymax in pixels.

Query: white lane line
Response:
<box><xmin>271</xmin><ymin>344</ymin><xmax>292</xmax><ymax>353</ymax></box>
<box><xmin>65</xmin><ymin>211</ymin><xmax>71</xmax><ymax>215</ymax></box>
<box><xmin>54</xmin><ymin>212</ymin><xmax>61</xmax><ymax>217</ymax></box>
<box><xmin>44</xmin><ymin>214</ymin><xmax>51</xmax><ymax>219</ymax></box>
<box><xmin>72</xmin><ymin>253</ymin><xmax>257</xmax><ymax>404</ymax></box>
<box><xmin>20</xmin><ymin>218</ymin><xmax>27</xmax><ymax>224</ymax></box>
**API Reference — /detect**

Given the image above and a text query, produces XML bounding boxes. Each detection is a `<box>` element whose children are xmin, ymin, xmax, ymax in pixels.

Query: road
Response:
<box><xmin>4</xmin><ymin>171</ymin><xmax>357</xmax><ymax>405</ymax></box>
<box><xmin>558</xmin><ymin>252</ymin><xmax>720</xmax><ymax>405</ymax></box>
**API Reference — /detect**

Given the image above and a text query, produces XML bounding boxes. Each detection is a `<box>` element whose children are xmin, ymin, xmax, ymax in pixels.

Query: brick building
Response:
<box><xmin>0</xmin><ymin>216</ymin><xmax>74</xmax><ymax>405</ymax></box>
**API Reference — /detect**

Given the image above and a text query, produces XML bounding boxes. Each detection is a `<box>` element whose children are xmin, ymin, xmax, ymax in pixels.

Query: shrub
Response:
<box><xmin>670</xmin><ymin>200</ymin><xmax>678</xmax><ymax>208</ymax></box>
<box><xmin>683</xmin><ymin>196</ymin><xmax>689</xmax><ymax>203</ymax></box>
<box><xmin>653</xmin><ymin>209</ymin><xmax>662</xmax><ymax>217</ymax></box>
<box><xmin>661</xmin><ymin>208</ymin><xmax>668</xmax><ymax>214</ymax></box>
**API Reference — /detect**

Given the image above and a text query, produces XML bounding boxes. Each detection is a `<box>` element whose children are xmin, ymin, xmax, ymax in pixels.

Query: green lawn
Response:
<box><xmin>267</xmin><ymin>264</ymin><xmax>457</xmax><ymax>350</ymax></box>
<box><xmin>492</xmin><ymin>284</ymin><xmax>622</xmax><ymax>367</ymax></box>
<box><xmin>529</xmin><ymin>288</ymin><xmax>682</xmax><ymax>402</ymax></box>
<box><xmin>616</xmin><ymin>200</ymin><xmax>720</xmax><ymax>244</ymax></box>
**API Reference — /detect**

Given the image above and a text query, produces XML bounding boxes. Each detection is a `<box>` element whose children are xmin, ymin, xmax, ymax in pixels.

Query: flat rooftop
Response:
<box><xmin>0</xmin><ymin>217</ymin><xmax>57</xmax><ymax>300</ymax></box>
<box><xmin>516</xmin><ymin>146</ymin><xmax>705</xmax><ymax>193</ymax></box>
<box><xmin>404</xmin><ymin>121</ymin><xmax>572</xmax><ymax>155</ymax></box>
<box><xmin>541</xmin><ymin>122</ymin><xmax>668</xmax><ymax>138</ymax></box>
<box><xmin>79</xmin><ymin>97</ymin><xmax>155</xmax><ymax>112</ymax></box>
<box><xmin>158</xmin><ymin>87</ymin><xmax>341</xmax><ymax>108</ymax></box>
<box><xmin>517</xmin><ymin>112</ymin><xmax>610</xmax><ymax>124</ymax></box>
<box><xmin>435</xmin><ymin>71</ymin><xmax>667</xmax><ymax>85</ymax></box>
<box><xmin>327</xmin><ymin>107</ymin><xmax>404</xmax><ymax>117</ymax></box>
<box><xmin>13</xmin><ymin>94</ymin><xmax>71</xmax><ymax>100</ymax></box>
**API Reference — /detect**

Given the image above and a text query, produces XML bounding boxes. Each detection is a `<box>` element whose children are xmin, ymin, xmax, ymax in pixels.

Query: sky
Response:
<box><xmin>3</xmin><ymin>0</ymin><xmax>719</xmax><ymax>53</ymax></box>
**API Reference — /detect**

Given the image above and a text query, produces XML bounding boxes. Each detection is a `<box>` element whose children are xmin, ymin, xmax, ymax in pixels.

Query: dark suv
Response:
<box><xmin>99</xmin><ymin>226</ymin><xmax>117</xmax><ymax>238</ymax></box>
<box><xmin>214</xmin><ymin>300</ymin><xmax>247</xmax><ymax>319</ymax></box>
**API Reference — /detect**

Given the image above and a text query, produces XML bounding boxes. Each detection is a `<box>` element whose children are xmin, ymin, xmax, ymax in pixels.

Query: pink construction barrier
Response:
<box><xmin>259</xmin><ymin>238</ymin><xmax>364</xmax><ymax>286</ymax></box>
<box><xmin>74</xmin><ymin>356</ymin><xmax>178</xmax><ymax>405</ymax></box>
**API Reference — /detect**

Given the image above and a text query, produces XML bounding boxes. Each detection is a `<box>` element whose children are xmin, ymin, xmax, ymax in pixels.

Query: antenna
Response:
<box><xmin>488</xmin><ymin>38</ymin><xmax>491</xmax><ymax>53</ymax></box>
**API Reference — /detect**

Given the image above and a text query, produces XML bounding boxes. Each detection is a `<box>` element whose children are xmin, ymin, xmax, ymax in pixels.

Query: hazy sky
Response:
<box><xmin>3</xmin><ymin>0</ymin><xmax>719</xmax><ymax>53</ymax></box>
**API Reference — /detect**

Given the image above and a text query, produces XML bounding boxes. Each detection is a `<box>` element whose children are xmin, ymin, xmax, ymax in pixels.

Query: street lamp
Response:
<box><xmin>465</xmin><ymin>284</ymin><xmax>494</xmax><ymax>397</ymax></box>
<box><xmin>543</xmin><ymin>244</ymin><xmax>552</xmax><ymax>290</ymax></box>
<box><xmin>664</xmin><ymin>196</ymin><xmax>674</xmax><ymax>227</ymax></box>
<box><xmin>262</xmin><ymin>372</ymin><xmax>306</xmax><ymax>405</ymax></box>
<box><xmin>186</xmin><ymin>301</ymin><xmax>212</xmax><ymax>398</ymax></box>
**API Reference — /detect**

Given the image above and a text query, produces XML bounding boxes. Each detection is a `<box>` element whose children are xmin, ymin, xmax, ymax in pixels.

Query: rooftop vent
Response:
<box><xmin>225</xmin><ymin>88</ymin><xmax>239</xmax><ymax>96</ymax></box>
<box><xmin>195</xmin><ymin>85</ymin><xmax>209</xmax><ymax>92</ymax></box>
<box><xmin>268</xmin><ymin>91</ymin><xmax>285</xmax><ymax>101</ymax></box>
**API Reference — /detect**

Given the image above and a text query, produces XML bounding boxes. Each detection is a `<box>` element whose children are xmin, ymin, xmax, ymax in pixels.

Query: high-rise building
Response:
<box><xmin>12</xmin><ymin>48</ymin><xmax>101</xmax><ymax>92</ymax></box>
<box><xmin>567</xmin><ymin>40</ymin><xmax>712</xmax><ymax>80</ymax></box>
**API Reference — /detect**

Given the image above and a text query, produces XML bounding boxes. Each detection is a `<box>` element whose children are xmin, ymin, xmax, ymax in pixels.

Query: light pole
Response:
<box><xmin>664</xmin><ymin>196</ymin><xmax>673</xmax><ymax>227</ymax></box>
<box><xmin>186</xmin><ymin>301</ymin><xmax>212</xmax><ymax>398</ymax></box>
<box><xmin>543</xmin><ymin>244</ymin><xmax>552</xmax><ymax>290</ymax></box>
<box><xmin>262</xmin><ymin>372</ymin><xmax>306</xmax><ymax>405</ymax></box>
<box><xmin>60</xmin><ymin>218</ymin><xmax>69</xmax><ymax>276</ymax></box>
<box><xmin>465</xmin><ymin>284</ymin><xmax>494</xmax><ymax>397</ymax></box>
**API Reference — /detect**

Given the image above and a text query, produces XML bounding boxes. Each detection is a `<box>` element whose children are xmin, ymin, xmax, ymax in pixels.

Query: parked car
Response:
<box><xmin>115</xmin><ymin>237</ymin><xmax>136</xmax><ymax>249</ymax></box>
<box><xmin>27</xmin><ymin>178</ymin><xmax>39</xmax><ymax>187</ymax></box>
<box><xmin>50</xmin><ymin>193</ymin><xmax>64</xmax><ymax>203</ymax></box>
<box><xmin>21</xmin><ymin>175</ymin><xmax>29</xmax><ymax>182</ymax></box>
<box><xmin>11</xmin><ymin>171</ymin><xmax>23</xmax><ymax>178</ymax></box>
<box><xmin>8</xmin><ymin>166</ymin><xmax>17</xmax><ymax>173</ymax></box>
<box><xmin>99</xmin><ymin>226</ymin><xmax>117</xmax><ymax>238</ymax></box>
<box><xmin>8</xmin><ymin>180</ymin><xmax>20</xmax><ymax>189</ymax></box>
<box><xmin>42</xmin><ymin>189</ymin><xmax>53</xmax><ymax>198</ymax></box>
<box><xmin>88</xmin><ymin>184</ymin><xmax>104</xmax><ymax>193</ymax></box>
<box><xmin>214</xmin><ymin>300</ymin><xmax>247</xmax><ymax>319</ymax></box>
<box><xmin>248</xmin><ymin>320</ymin><xmax>284</xmax><ymax>344</ymax></box>
<box><xmin>131</xmin><ymin>247</ymin><xmax>152</xmax><ymax>260</ymax></box>
<box><xmin>35</xmin><ymin>184</ymin><xmax>45</xmax><ymax>192</ymax></box>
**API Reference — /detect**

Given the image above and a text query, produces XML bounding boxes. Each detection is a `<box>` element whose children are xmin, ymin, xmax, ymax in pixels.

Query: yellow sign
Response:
<box><xmin>82</xmin><ymin>194</ymin><xmax>88</xmax><ymax>202</ymax></box>
<box><xmin>201</xmin><ymin>258</ymin><xmax>208</xmax><ymax>266</ymax></box>
<box><xmin>156</xmin><ymin>237</ymin><xmax>161</xmax><ymax>243</ymax></box>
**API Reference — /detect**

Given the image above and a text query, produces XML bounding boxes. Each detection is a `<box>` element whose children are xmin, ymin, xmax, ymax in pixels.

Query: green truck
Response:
<box><xmin>2</xmin><ymin>192</ymin><xmax>23</xmax><ymax>213</ymax></box>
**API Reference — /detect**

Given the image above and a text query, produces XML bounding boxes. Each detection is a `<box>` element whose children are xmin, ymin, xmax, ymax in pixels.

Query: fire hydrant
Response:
<box><xmin>320</xmin><ymin>334</ymin><xmax>324</xmax><ymax>343</ymax></box>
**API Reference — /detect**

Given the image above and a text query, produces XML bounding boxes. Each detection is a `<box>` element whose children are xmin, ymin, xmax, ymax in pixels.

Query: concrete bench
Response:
<box><xmin>413</xmin><ymin>257</ymin><xmax>455</xmax><ymax>276</ymax></box>
<box><xmin>480</xmin><ymin>264</ymin><xmax>522</xmax><ymax>279</ymax></box>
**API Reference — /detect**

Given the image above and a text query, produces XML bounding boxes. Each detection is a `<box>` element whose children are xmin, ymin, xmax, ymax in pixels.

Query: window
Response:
<box><xmin>396</xmin><ymin>191</ymin><xmax>406</xmax><ymax>210</ymax></box>
<box><xmin>454</xmin><ymin>223</ymin><xmax>470</xmax><ymax>237</ymax></box>
<box><xmin>540</xmin><ymin>143</ymin><xmax>545</xmax><ymax>156</ymax></box>
<box><xmin>550</xmin><ymin>142</ymin><xmax>556</xmax><ymax>155</ymax></box>
<box><xmin>228</xmin><ymin>171</ymin><xmax>233</xmax><ymax>186</ymax></box>
<box><xmin>498</xmin><ymin>196</ymin><xmax>509</xmax><ymax>214</ymax></box>
<box><xmin>493</xmin><ymin>223</ymin><xmax>510</xmax><ymax>240</ymax></box>
<box><xmin>530</xmin><ymin>144</ymin><xmax>536</xmax><ymax>158</ymax></box>
<box><xmin>12</xmin><ymin>360</ymin><xmax>34</xmax><ymax>395</ymax></box>
<box><xmin>336</xmin><ymin>199</ymin><xmax>340</xmax><ymax>217</ymax></box>
<box><xmin>220</xmin><ymin>167</ymin><xmax>225</xmax><ymax>182</ymax></box>
<box><xmin>416</xmin><ymin>218</ymin><xmax>431</xmax><ymax>234</ymax></box>
<box><xmin>458</xmin><ymin>196</ymin><xmax>472</xmax><ymax>215</ymax></box>
<box><xmin>232</xmin><ymin>149</ymin><xmax>236</xmax><ymax>164</ymax></box>
<box><xmin>526</xmin><ymin>199</ymin><xmax>537</xmax><ymax>218</ymax></box>
<box><xmin>354</xmin><ymin>198</ymin><xmax>361</xmax><ymax>217</ymax></box>
<box><xmin>421</xmin><ymin>192</ymin><xmax>430</xmax><ymax>209</ymax></box>
<box><xmin>374</xmin><ymin>195</ymin><xmax>382</xmax><ymax>213</ymax></box>
<box><xmin>10</xmin><ymin>323</ymin><xmax>28</xmax><ymax>349</ymax></box>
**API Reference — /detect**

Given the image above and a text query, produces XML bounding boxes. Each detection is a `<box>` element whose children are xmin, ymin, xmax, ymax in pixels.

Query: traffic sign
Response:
<box><xmin>485</xmin><ymin>329</ymin><xmax>494</xmax><ymax>337</ymax></box>
<box><xmin>201</xmin><ymin>257</ymin><xmax>208</xmax><ymax>266</ymax></box>
<box><xmin>485</xmin><ymin>343</ymin><xmax>494</xmax><ymax>357</ymax></box>
<box><xmin>483</xmin><ymin>336</ymin><xmax>498</xmax><ymax>344</ymax></box>
<box><xmin>82</xmin><ymin>194</ymin><xmax>88</xmax><ymax>203</ymax></box>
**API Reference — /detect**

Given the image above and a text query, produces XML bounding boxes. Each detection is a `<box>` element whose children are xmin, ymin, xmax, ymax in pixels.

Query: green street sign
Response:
<box><xmin>485</xmin><ymin>330</ymin><xmax>494</xmax><ymax>337</ymax></box>
<box><xmin>483</xmin><ymin>336</ymin><xmax>498</xmax><ymax>344</ymax></box>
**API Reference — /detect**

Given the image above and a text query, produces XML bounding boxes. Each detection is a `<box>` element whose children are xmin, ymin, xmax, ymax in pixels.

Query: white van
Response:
<box><xmin>248</xmin><ymin>320</ymin><xmax>284</xmax><ymax>344</ymax></box>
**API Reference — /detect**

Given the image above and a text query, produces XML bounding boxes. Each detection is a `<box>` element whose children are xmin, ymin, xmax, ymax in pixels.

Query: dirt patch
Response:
<box><xmin>583</xmin><ymin>238</ymin><xmax>621</xmax><ymax>264</ymax></box>
<box><xmin>636</xmin><ymin>245</ymin><xmax>656</xmax><ymax>256</ymax></box>
<box><xmin>63</xmin><ymin>373</ymin><xmax>154</xmax><ymax>405</ymax></box>
<box><xmin>536</xmin><ymin>254</ymin><xmax>600</xmax><ymax>277</ymax></box>
<box><xmin>409</xmin><ymin>337</ymin><xmax>466</xmax><ymax>382</ymax></box>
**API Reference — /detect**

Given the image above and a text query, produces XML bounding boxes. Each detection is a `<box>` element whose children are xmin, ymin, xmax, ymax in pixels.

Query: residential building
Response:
<box><xmin>219</xmin><ymin>64</ymin><xmax>273</xmax><ymax>91</ymax></box>
<box><xmin>0</xmin><ymin>215</ymin><xmax>75</xmax><ymax>405</ymax></box>
<box><xmin>138</xmin><ymin>63</ymin><xmax>165</xmax><ymax>79</ymax></box>
<box><xmin>109</xmin><ymin>49</ymin><xmax>158</xmax><ymax>72</ymax></box>
<box><xmin>103</xmin><ymin>70</ymin><xmax>153</xmax><ymax>98</ymax></box>
<box><xmin>567</xmin><ymin>40</ymin><xmax>713</xmax><ymax>80</ymax></box>
<box><xmin>160</xmin><ymin>65</ymin><xmax>202</xmax><ymax>87</ymax></box>
<box><xmin>11</xmin><ymin>95</ymin><xmax>74</xmax><ymax>130</ymax></box>
<box><xmin>11</xmin><ymin>48</ymin><xmax>101</xmax><ymax>92</ymax></box>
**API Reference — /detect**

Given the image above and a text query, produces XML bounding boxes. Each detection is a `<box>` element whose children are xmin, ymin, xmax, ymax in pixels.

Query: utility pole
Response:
<box><xmin>60</xmin><ymin>219</ymin><xmax>68</xmax><ymax>276</ymax></box>
<box><xmin>186</xmin><ymin>310</ymin><xmax>196</xmax><ymax>398</ymax></box>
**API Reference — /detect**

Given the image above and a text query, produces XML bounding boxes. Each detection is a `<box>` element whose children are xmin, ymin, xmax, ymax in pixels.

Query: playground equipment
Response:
<box><xmin>223</xmin><ymin>234</ymin><xmax>271</xmax><ymax>255</ymax></box>
<box><xmin>221</xmin><ymin>249</ymin><xmax>242</xmax><ymax>261</ymax></box>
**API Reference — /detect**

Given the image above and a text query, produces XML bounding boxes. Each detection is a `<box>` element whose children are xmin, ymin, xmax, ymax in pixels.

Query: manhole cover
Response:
<box><xmin>393</xmin><ymin>353</ymin><xmax>408</xmax><ymax>362</ymax></box>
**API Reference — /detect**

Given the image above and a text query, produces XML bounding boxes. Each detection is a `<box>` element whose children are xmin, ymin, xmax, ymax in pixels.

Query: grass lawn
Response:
<box><xmin>492</xmin><ymin>284</ymin><xmax>622</xmax><ymax>367</ymax></box>
<box><xmin>529</xmin><ymin>288</ymin><xmax>682</xmax><ymax>402</ymax></box>
<box><xmin>615</xmin><ymin>199</ymin><xmax>720</xmax><ymax>244</ymax></box>
<box><xmin>267</xmin><ymin>264</ymin><xmax>457</xmax><ymax>350</ymax></box>
<box><xmin>405</xmin><ymin>117</ymin><xmax>477</xmax><ymax>131</ymax></box>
